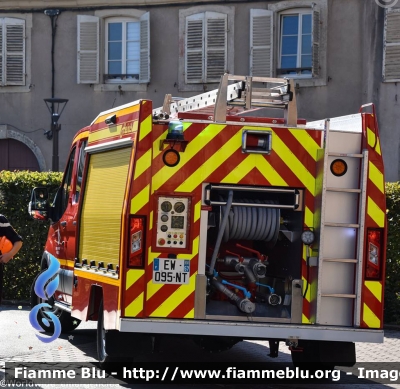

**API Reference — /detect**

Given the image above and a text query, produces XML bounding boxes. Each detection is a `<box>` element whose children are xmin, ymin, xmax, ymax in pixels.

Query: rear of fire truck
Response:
<box><xmin>115</xmin><ymin>74</ymin><xmax>387</xmax><ymax>367</ymax></box>
<box><xmin>29</xmin><ymin>74</ymin><xmax>386</xmax><ymax>368</ymax></box>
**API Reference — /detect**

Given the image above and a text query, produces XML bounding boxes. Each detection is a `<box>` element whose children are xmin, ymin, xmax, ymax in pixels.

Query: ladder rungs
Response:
<box><xmin>323</xmin><ymin>258</ymin><xmax>358</xmax><ymax>263</ymax></box>
<box><xmin>326</xmin><ymin>187</ymin><xmax>361</xmax><ymax>193</ymax></box>
<box><xmin>321</xmin><ymin>294</ymin><xmax>356</xmax><ymax>299</ymax></box>
<box><xmin>328</xmin><ymin>152</ymin><xmax>363</xmax><ymax>158</ymax></box>
<box><xmin>324</xmin><ymin>222</ymin><xmax>359</xmax><ymax>228</ymax></box>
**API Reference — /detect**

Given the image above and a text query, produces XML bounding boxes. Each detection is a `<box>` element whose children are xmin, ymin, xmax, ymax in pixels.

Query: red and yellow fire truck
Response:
<box><xmin>29</xmin><ymin>74</ymin><xmax>387</xmax><ymax>367</ymax></box>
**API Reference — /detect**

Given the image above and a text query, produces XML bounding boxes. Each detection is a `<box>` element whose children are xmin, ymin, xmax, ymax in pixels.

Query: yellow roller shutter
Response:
<box><xmin>79</xmin><ymin>147</ymin><xmax>131</xmax><ymax>269</ymax></box>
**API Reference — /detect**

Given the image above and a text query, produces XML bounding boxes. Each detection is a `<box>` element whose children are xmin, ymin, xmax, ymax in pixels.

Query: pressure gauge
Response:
<box><xmin>161</xmin><ymin>214</ymin><xmax>169</xmax><ymax>222</ymax></box>
<box><xmin>174</xmin><ymin>201</ymin><xmax>186</xmax><ymax>213</ymax></box>
<box><xmin>161</xmin><ymin>201</ymin><xmax>172</xmax><ymax>212</ymax></box>
<box><xmin>301</xmin><ymin>230</ymin><xmax>315</xmax><ymax>245</ymax></box>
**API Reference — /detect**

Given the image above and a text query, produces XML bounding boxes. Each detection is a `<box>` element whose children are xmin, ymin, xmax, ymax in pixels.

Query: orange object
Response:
<box><xmin>0</xmin><ymin>236</ymin><xmax>13</xmax><ymax>255</ymax></box>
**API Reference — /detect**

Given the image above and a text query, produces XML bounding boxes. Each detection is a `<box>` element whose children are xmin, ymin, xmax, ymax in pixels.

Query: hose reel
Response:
<box><xmin>220</xmin><ymin>199</ymin><xmax>280</xmax><ymax>245</ymax></box>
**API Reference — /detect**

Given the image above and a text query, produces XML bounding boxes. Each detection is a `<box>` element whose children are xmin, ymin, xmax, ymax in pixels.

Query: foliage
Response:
<box><xmin>384</xmin><ymin>182</ymin><xmax>400</xmax><ymax>324</ymax></box>
<box><xmin>0</xmin><ymin>170</ymin><xmax>62</xmax><ymax>301</ymax></box>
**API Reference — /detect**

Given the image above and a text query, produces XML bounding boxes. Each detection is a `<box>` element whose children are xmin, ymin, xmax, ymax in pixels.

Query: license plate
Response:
<box><xmin>152</xmin><ymin>258</ymin><xmax>190</xmax><ymax>284</ymax></box>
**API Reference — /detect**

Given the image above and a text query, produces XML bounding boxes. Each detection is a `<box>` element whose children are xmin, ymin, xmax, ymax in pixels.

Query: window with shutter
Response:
<box><xmin>185</xmin><ymin>12</ymin><xmax>227</xmax><ymax>84</ymax></box>
<box><xmin>0</xmin><ymin>18</ymin><xmax>25</xmax><ymax>86</ymax></box>
<box><xmin>78</xmin><ymin>11</ymin><xmax>150</xmax><ymax>88</ymax></box>
<box><xmin>268</xmin><ymin>0</ymin><xmax>327</xmax><ymax>86</ymax></box>
<box><xmin>250</xmin><ymin>9</ymin><xmax>273</xmax><ymax>77</ymax></box>
<box><xmin>104</xmin><ymin>14</ymin><xmax>150</xmax><ymax>84</ymax></box>
<box><xmin>383</xmin><ymin>8</ymin><xmax>400</xmax><ymax>82</ymax></box>
<box><xmin>277</xmin><ymin>9</ymin><xmax>312</xmax><ymax>77</ymax></box>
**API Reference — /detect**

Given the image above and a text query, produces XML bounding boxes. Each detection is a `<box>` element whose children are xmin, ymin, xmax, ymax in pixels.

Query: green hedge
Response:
<box><xmin>383</xmin><ymin>183</ymin><xmax>400</xmax><ymax>324</ymax></box>
<box><xmin>1</xmin><ymin>171</ymin><xmax>400</xmax><ymax>324</ymax></box>
<box><xmin>0</xmin><ymin>170</ymin><xmax>62</xmax><ymax>301</ymax></box>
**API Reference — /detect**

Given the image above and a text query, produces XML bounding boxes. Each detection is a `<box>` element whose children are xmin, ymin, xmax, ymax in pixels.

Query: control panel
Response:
<box><xmin>156</xmin><ymin>196</ymin><xmax>190</xmax><ymax>249</ymax></box>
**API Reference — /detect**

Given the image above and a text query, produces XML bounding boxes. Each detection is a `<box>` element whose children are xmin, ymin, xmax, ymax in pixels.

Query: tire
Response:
<box><xmin>30</xmin><ymin>271</ymin><xmax>81</xmax><ymax>333</ymax></box>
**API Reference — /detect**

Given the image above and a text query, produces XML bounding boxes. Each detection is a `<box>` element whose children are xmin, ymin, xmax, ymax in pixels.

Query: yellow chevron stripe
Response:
<box><xmin>305</xmin><ymin>206</ymin><xmax>314</xmax><ymax>228</ymax></box>
<box><xmin>289</xmin><ymin>129</ymin><xmax>320</xmax><ymax>160</ymax></box>
<box><xmin>125</xmin><ymin>292</ymin><xmax>144</xmax><ymax>317</ymax></box>
<box><xmin>175</xmin><ymin>128</ymin><xmax>242</xmax><ymax>192</ymax></box>
<box><xmin>134</xmin><ymin>149</ymin><xmax>152</xmax><ymax>180</ymax></box>
<box><xmin>194</xmin><ymin>201</ymin><xmax>201</xmax><ymax>223</ymax></box>
<box><xmin>149</xmin><ymin>211</ymin><xmax>153</xmax><ymax>230</ymax></box>
<box><xmin>270</xmin><ymin>130</ymin><xmax>316</xmax><ymax>196</ymax></box>
<box><xmin>185</xmin><ymin>309</ymin><xmax>194</xmax><ymax>318</ymax></box>
<box><xmin>152</xmin><ymin>124</ymin><xmax>226</xmax><ymax>192</ymax></box>
<box><xmin>130</xmin><ymin>184</ymin><xmax>150</xmax><ymax>214</ymax></box>
<box><xmin>367</xmin><ymin>127</ymin><xmax>382</xmax><ymax>155</ymax></box>
<box><xmin>365</xmin><ymin>281</ymin><xmax>382</xmax><ymax>303</ymax></box>
<box><xmin>363</xmin><ymin>303</ymin><xmax>381</xmax><ymax>328</ymax></box>
<box><xmin>149</xmin><ymin>272</ymin><xmax>197</xmax><ymax>317</ymax></box>
<box><xmin>222</xmin><ymin>155</ymin><xmax>288</xmax><ymax>186</ymax></box>
<box><xmin>367</xmin><ymin>196</ymin><xmax>385</xmax><ymax>227</ymax></box>
<box><xmin>368</xmin><ymin>161</ymin><xmax>384</xmax><ymax>194</ymax></box>
<box><xmin>126</xmin><ymin>269</ymin><xmax>145</xmax><ymax>289</ymax></box>
<box><xmin>302</xmin><ymin>314</ymin><xmax>311</xmax><ymax>324</ymax></box>
<box><xmin>139</xmin><ymin>114</ymin><xmax>152</xmax><ymax>141</ymax></box>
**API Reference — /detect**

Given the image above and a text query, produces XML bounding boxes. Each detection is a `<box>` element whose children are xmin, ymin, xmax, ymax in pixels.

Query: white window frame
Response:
<box><xmin>77</xmin><ymin>10</ymin><xmax>149</xmax><ymax>92</ymax></box>
<box><xmin>268</xmin><ymin>0</ymin><xmax>327</xmax><ymax>87</ymax></box>
<box><xmin>105</xmin><ymin>17</ymin><xmax>142</xmax><ymax>83</ymax></box>
<box><xmin>383</xmin><ymin>8</ymin><xmax>400</xmax><ymax>83</ymax></box>
<box><xmin>179</xmin><ymin>5</ymin><xmax>234</xmax><ymax>92</ymax></box>
<box><xmin>0</xmin><ymin>14</ymin><xmax>31</xmax><ymax>93</ymax></box>
<box><xmin>278</xmin><ymin>9</ymin><xmax>312</xmax><ymax>79</ymax></box>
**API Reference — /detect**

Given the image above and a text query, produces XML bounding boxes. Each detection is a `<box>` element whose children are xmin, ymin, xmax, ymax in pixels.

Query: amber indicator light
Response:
<box><xmin>162</xmin><ymin>149</ymin><xmax>180</xmax><ymax>167</ymax></box>
<box><xmin>330</xmin><ymin>159</ymin><xmax>347</xmax><ymax>177</ymax></box>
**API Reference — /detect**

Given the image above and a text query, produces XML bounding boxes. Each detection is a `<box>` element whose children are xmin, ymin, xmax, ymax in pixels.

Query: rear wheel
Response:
<box><xmin>30</xmin><ymin>271</ymin><xmax>81</xmax><ymax>333</ymax></box>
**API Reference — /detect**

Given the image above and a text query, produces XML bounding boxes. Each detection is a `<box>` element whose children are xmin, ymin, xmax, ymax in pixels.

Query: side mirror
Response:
<box><xmin>28</xmin><ymin>187</ymin><xmax>49</xmax><ymax>221</ymax></box>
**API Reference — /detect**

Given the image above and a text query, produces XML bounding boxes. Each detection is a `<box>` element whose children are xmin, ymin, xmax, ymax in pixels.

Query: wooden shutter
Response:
<box><xmin>185</xmin><ymin>15</ymin><xmax>204</xmax><ymax>83</ymax></box>
<box><xmin>139</xmin><ymin>12</ymin><xmax>150</xmax><ymax>83</ymax></box>
<box><xmin>383</xmin><ymin>8</ymin><xmax>400</xmax><ymax>82</ymax></box>
<box><xmin>205</xmin><ymin>12</ymin><xmax>227</xmax><ymax>83</ymax></box>
<box><xmin>3</xmin><ymin>18</ymin><xmax>25</xmax><ymax>86</ymax></box>
<box><xmin>312</xmin><ymin>6</ymin><xmax>320</xmax><ymax>77</ymax></box>
<box><xmin>250</xmin><ymin>9</ymin><xmax>273</xmax><ymax>77</ymax></box>
<box><xmin>77</xmin><ymin>15</ymin><xmax>99</xmax><ymax>84</ymax></box>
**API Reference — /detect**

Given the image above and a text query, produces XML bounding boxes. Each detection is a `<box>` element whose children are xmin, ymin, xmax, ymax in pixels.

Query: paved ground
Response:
<box><xmin>1</xmin><ymin>305</ymin><xmax>400</xmax><ymax>388</ymax></box>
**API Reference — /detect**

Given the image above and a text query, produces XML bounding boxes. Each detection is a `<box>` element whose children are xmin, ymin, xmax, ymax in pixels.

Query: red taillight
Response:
<box><xmin>128</xmin><ymin>216</ymin><xmax>146</xmax><ymax>268</ymax></box>
<box><xmin>365</xmin><ymin>228</ymin><xmax>383</xmax><ymax>280</ymax></box>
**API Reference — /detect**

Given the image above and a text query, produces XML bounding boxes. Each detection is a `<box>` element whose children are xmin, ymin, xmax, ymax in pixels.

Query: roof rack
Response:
<box><xmin>153</xmin><ymin>74</ymin><xmax>298</xmax><ymax>126</ymax></box>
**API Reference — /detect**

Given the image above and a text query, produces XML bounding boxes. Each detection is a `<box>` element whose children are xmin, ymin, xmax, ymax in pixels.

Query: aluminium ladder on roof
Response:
<box><xmin>153</xmin><ymin>74</ymin><xmax>298</xmax><ymax>126</ymax></box>
<box><xmin>316</xmin><ymin>119</ymin><xmax>367</xmax><ymax>327</ymax></box>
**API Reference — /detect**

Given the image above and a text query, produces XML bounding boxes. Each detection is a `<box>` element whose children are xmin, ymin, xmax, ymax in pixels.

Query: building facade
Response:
<box><xmin>0</xmin><ymin>0</ymin><xmax>399</xmax><ymax>181</ymax></box>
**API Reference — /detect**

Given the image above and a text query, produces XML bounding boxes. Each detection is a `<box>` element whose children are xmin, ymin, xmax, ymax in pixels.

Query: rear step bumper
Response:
<box><xmin>119</xmin><ymin>318</ymin><xmax>384</xmax><ymax>343</ymax></box>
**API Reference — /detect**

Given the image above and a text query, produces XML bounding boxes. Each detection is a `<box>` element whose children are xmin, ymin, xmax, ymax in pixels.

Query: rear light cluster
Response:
<box><xmin>128</xmin><ymin>216</ymin><xmax>146</xmax><ymax>268</ymax></box>
<box><xmin>365</xmin><ymin>228</ymin><xmax>383</xmax><ymax>280</ymax></box>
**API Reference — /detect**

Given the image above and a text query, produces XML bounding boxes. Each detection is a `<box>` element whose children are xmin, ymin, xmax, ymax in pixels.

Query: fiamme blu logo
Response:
<box><xmin>28</xmin><ymin>255</ymin><xmax>62</xmax><ymax>342</ymax></box>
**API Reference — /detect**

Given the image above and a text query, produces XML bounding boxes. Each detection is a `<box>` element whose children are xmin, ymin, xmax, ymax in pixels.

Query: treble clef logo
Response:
<box><xmin>28</xmin><ymin>254</ymin><xmax>62</xmax><ymax>343</ymax></box>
